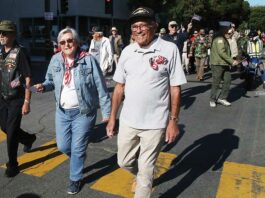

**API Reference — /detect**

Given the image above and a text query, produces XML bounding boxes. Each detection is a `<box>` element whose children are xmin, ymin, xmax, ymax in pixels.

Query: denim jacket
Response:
<box><xmin>43</xmin><ymin>52</ymin><xmax>111</xmax><ymax>119</ymax></box>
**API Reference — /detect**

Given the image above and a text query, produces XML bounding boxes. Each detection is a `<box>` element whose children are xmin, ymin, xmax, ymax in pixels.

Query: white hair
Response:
<box><xmin>57</xmin><ymin>27</ymin><xmax>80</xmax><ymax>45</ymax></box>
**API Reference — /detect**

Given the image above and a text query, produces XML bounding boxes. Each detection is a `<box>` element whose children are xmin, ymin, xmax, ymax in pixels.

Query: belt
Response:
<box><xmin>0</xmin><ymin>93</ymin><xmax>19</xmax><ymax>100</ymax></box>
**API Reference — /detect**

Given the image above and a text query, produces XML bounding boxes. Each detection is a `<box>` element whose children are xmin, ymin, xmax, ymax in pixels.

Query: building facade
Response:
<box><xmin>0</xmin><ymin>0</ymin><xmax>130</xmax><ymax>56</ymax></box>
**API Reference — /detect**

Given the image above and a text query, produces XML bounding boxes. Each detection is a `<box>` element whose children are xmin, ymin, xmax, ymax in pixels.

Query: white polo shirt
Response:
<box><xmin>113</xmin><ymin>37</ymin><xmax>187</xmax><ymax>129</ymax></box>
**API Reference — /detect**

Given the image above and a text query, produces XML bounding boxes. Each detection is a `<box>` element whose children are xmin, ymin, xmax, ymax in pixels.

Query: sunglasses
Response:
<box><xmin>59</xmin><ymin>38</ymin><xmax>74</xmax><ymax>45</ymax></box>
<box><xmin>0</xmin><ymin>31</ymin><xmax>9</xmax><ymax>36</ymax></box>
<box><xmin>170</xmin><ymin>25</ymin><xmax>177</xmax><ymax>28</ymax></box>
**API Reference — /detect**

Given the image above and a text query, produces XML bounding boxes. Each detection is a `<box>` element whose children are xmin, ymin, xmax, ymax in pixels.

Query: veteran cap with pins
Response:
<box><xmin>129</xmin><ymin>7</ymin><xmax>155</xmax><ymax>24</ymax></box>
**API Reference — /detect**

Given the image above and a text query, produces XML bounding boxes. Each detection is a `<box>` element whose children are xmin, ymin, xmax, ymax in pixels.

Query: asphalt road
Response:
<box><xmin>0</xmin><ymin>66</ymin><xmax>265</xmax><ymax>198</ymax></box>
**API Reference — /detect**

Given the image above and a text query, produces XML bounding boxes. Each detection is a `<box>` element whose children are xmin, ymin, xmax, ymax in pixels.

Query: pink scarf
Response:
<box><xmin>63</xmin><ymin>51</ymin><xmax>87</xmax><ymax>85</ymax></box>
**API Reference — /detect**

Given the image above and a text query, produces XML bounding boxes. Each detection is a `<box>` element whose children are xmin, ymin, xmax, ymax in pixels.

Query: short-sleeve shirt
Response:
<box><xmin>113</xmin><ymin>37</ymin><xmax>187</xmax><ymax>129</ymax></box>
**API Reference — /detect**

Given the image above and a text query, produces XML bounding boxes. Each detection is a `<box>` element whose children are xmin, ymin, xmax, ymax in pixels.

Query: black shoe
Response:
<box><xmin>5</xmin><ymin>165</ymin><xmax>20</xmax><ymax>177</ymax></box>
<box><xmin>23</xmin><ymin>134</ymin><xmax>36</xmax><ymax>152</ymax></box>
<box><xmin>67</xmin><ymin>180</ymin><xmax>81</xmax><ymax>195</ymax></box>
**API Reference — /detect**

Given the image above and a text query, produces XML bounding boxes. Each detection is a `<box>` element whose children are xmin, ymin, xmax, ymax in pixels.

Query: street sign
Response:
<box><xmin>44</xmin><ymin>12</ymin><xmax>53</xmax><ymax>20</ymax></box>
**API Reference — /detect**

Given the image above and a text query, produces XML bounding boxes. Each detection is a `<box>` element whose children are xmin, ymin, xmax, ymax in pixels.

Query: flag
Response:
<box><xmin>192</xmin><ymin>14</ymin><xmax>202</xmax><ymax>21</ymax></box>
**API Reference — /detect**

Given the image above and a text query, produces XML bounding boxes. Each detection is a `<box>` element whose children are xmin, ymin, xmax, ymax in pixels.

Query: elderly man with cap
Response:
<box><xmin>89</xmin><ymin>26</ymin><xmax>113</xmax><ymax>76</ymax></box>
<box><xmin>106</xmin><ymin>6</ymin><xmax>187</xmax><ymax>198</ymax></box>
<box><xmin>109</xmin><ymin>26</ymin><xmax>123</xmax><ymax>71</ymax></box>
<box><xmin>163</xmin><ymin>20</ymin><xmax>192</xmax><ymax>56</ymax></box>
<box><xmin>0</xmin><ymin>20</ymin><xmax>36</xmax><ymax>177</ymax></box>
<box><xmin>209</xmin><ymin>21</ymin><xmax>239</xmax><ymax>107</ymax></box>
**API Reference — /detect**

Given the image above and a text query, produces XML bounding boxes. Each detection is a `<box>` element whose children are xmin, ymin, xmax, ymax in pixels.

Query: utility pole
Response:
<box><xmin>44</xmin><ymin>0</ymin><xmax>52</xmax><ymax>60</ymax></box>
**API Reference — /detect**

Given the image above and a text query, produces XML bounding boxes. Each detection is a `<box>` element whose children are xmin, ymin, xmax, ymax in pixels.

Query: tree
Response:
<box><xmin>248</xmin><ymin>6</ymin><xmax>265</xmax><ymax>32</ymax></box>
<box><xmin>127</xmin><ymin>0</ymin><xmax>250</xmax><ymax>30</ymax></box>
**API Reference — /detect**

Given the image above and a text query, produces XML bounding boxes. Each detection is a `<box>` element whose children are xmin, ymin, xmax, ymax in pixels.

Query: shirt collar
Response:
<box><xmin>134</xmin><ymin>36</ymin><xmax>161</xmax><ymax>53</ymax></box>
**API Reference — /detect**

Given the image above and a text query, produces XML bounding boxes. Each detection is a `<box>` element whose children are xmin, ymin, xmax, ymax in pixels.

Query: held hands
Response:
<box><xmin>165</xmin><ymin>121</ymin><xmax>180</xmax><ymax>144</ymax></box>
<box><xmin>33</xmin><ymin>84</ymin><xmax>44</xmax><ymax>93</ymax></box>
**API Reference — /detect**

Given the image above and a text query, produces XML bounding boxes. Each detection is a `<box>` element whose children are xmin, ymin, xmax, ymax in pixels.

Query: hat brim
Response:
<box><xmin>0</xmin><ymin>27</ymin><xmax>15</xmax><ymax>32</ymax></box>
<box><xmin>129</xmin><ymin>16</ymin><xmax>155</xmax><ymax>24</ymax></box>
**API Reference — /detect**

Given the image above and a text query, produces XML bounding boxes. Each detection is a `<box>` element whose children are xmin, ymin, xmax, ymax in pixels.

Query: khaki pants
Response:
<box><xmin>117</xmin><ymin>121</ymin><xmax>165</xmax><ymax>198</ymax></box>
<box><xmin>195</xmin><ymin>57</ymin><xmax>206</xmax><ymax>79</ymax></box>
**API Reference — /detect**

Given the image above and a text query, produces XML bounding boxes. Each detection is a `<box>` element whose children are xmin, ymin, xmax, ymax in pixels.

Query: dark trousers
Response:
<box><xmin>210</xmin><ymin>65</ymin><xmax>231</xmax><ymax>101</ymax></box>
<box><xmin>0</xmin><ymin>97</ymin><xmax>33</xmax><ymax>167</ymax></box>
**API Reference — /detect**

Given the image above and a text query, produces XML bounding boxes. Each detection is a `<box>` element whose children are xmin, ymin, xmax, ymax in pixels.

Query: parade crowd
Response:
<box><xmin>0</xmin><ymin>5</ymin><xmax>265</xmax><ymax>198</ymax></box>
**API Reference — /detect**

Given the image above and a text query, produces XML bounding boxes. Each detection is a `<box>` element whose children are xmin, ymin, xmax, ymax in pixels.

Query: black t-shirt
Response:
<box><xmin>1</xmin><ymin>43</ymin><xmax>31</xmax><ymax>78</ymax></box>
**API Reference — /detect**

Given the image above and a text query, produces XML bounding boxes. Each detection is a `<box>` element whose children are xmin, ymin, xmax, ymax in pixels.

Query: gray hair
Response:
<box><xmin>57</xmin><ymin>27</ymin><xmax>80</xmax><ymax>45</ymax></box>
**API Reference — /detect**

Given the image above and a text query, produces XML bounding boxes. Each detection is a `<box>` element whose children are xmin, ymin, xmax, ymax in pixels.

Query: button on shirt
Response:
<box><xmin>113</xmin><ymin>37</ymin><xmax>187</xmax><ymax>129</ymax></box>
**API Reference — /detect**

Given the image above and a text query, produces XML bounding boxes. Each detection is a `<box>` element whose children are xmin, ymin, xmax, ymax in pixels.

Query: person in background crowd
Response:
<box><xmin>34</xmin><ymin>27</ymin><xmax>111</xmax><ymax>195</ymax></box>
<box><xmin>163</xmin><ymin>20</ymin><xmax>192</xmax><ymax>56</ymax></box>
<box><xmin>231</xmin><ymin>23</ymin><xmax>240</xmax><ymax>41</ymax></box>
<box><xmin>159</xmin><ymin>28</ymin><xmax>166</xmax><ymax>38</ymax></box>
<box><xmin>227</xmin><ymin>27</ymin><xmax>239</xmax><ymax>60</ymax></box>
<box><xmin>237</xmin><ymin>31</ymin><xmax>248</xmax><ymax>58</ymax></box>
<box><xmin>247</xmin><ymin>31</ymin><xmax>263</xmax><ymax>58</ymax></box>
<box><xmin>89</xmin><ymin>26</ymin><xmax>113</xmax><ymax>76</ymax></box>
<box><xmin>247</xmin><ymin>31</ymin><xmax>265</xmax><ymax>88</ymax></box>
<box><xmin>0</xmin><ymin>20</ymin><xmax>36</xmax><ymax>177</ymax></box>
<box><xmin>205</xmin><ymin>29</ymin><xmax>215</xmax><ymax>67</ymax></box>
<box><xmin>52</xmin><ymin>40</ymin><xmax>61</xmax><ymax>54</ymax></box>
<box><xmin>190</xmin><ymin>29</ymin><xmax>210</xmax><ymax>80</ymax></box>
<box><xmin>109</xmin><ymin>26</ymin><xmax>123</xmax><ymax>72</ymax></box>
<box><xmin>209</xmin><ymin>21</ymin><xmax>239</xmax><ymax>108</ymax></box>
<box><xmin>106</xmin><ymin>7</ymin><xmax>186</xmax><ymax>198</ymax></box>
<box><xmin>189</xmin><ymin>30</ymin><xmax>199</xmax><ymax>73</ymax></box>
<box><xmin>182</xmin><ymin>37</ymin><xmax>191</xmax><ymax>74</ymax></box>
<box><xmin>208</xmin><ymin>30</ymin><xmax>215</xmax><ymax>44</ymax></box>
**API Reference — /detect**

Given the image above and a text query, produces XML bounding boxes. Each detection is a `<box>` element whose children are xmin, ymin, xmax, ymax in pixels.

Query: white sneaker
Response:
<box><xmin>210</xmin><ymin>101</ymin><xmax>216</xmax><ymax>108</ymax></box>
<box><xmin>217</xmin><ymin>99</ymin><xmax>231</xmax><ymax>106</ymax></box>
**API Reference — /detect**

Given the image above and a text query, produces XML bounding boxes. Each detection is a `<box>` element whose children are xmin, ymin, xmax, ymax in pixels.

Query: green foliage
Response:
<box><xmin>248</xmin><ymin>6</ymin><xmax>265</xmax><ymax>31</ymax></box>
<box><xmin>127</xmin><ymin>0</ymin><xmax>251</xmax><ymax>29</ymax></box>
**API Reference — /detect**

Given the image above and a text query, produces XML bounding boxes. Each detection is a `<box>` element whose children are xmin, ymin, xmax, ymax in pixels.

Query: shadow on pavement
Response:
<box><xmin>154</xmin><ymin>128</ymin><xmax>239</xmax><ymax>198</ymax></box>
<box><xmin>16</xmin><ymin>193</ymin><xmax>41</xmax><ymax>198</ymax></box>
<box><xmin>19</xmin><ymin>151</ymin><xmax>62</xmax><ymax>171</ymax></box>
<box><xmin>90</xmin><ymin>120</ymin><xmax>119</xmax><ymax>143</ymax></box>
<box><xmin>181</xmin><ymin>84</ymin><xmax>212</xmax><ymax>109</ymax></box>
<box><xmin>82</xmin><ymin>154</ymin><xmax>118</xmax><ymax>185</ymax></box>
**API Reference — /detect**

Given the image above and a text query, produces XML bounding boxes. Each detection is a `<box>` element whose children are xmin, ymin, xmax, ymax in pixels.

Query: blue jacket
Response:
<box><xmin>43</xmin><ymin>52</ymin><xmax>111</xmax><ymax>119</ymax></box>
<box><xmin>162</xmin><ymin>32</ymin><xmax>189</xmax><ymax>54</ymax></box>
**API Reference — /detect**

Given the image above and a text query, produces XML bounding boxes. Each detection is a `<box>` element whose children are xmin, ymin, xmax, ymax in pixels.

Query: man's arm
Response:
<box><xmin>22</xmin><ymin>76</ymin><xmax>31</xmax><ymax>115</ymax></box>
<box><xmin>165</xmin><ymin>86</ymin><xmax>181</xmax><ymax>144</ymax></box>
<box><xmin>106</xmin><ymin>83</ymin><xmax>125</xmax><ymax>138</ymax></box>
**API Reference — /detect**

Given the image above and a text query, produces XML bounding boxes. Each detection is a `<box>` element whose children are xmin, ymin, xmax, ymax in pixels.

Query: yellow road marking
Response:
<box><xmin>0</xmin><ymin>129</ymin><xmax>6</xmax><ymax>142</ymax></box>
<box><xmin>216</xmin><ymin>161</ymin><xmax>265</xmax><ymax>198</ymax></box>
<box><xmin>1</xmin><ymin>140</ymin><xmax>68</xmax><ymax>177</ymax></box>
<box><xmin>91</xmin><ymin>152</ymin><xmax>176</xmax><ymax>198</ymax></box>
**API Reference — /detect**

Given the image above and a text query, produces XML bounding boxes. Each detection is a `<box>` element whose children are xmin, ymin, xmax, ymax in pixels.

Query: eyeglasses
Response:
<box><xmin>131</xmin><ymin>24</ymin><xmax>152</xmax><ymax>32</ymax></box>
<box><xmin>59</xmin><ymin>38</ymin><xmax>74</xmax><ymax>45</ymax></box>
<box><xmin>170</xmin><ymin>25</ymin><xmax>177</xmax><ymax>28</ymax></box>
<box><xmin>0</xmin><ymin>31</ymin><xmax>9</xmax><ymax>36</ymax></box>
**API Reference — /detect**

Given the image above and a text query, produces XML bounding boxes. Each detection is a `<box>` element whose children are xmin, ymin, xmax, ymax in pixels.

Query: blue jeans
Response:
<box><xmin>55</xmin><ymin>107</ymin><xmax>96</xmax><ymax>181</ymax></box>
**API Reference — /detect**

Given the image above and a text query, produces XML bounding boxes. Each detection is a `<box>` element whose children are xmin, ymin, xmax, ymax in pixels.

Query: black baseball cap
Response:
<box><xmin>129</xmin><ymin>7</ymin><xmax>155</xmax><ymax>24</ymax></box>
<box><xmin>90</xmin><ymin>26</ymin><xmax>103</xmax><ymax>34</ymax></box>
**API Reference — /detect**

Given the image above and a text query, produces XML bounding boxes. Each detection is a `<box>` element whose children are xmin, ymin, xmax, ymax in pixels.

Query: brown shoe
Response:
<box><xmin>131</xmin><ymin>180</ymin><xmax>137</xmax><ymax>193</ymax></box>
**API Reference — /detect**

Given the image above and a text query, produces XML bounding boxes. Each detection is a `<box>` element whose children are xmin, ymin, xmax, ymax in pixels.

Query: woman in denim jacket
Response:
<box><xmin>34</xmin><ymin>27</ymin><xmax>111</xmax><ymax>195</ymax></box>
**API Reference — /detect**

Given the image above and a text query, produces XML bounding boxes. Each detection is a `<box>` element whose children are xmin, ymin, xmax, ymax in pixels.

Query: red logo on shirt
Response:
<box><xmin>149</xmin><ymin>55</ymin><xmax>168</xmax><ymax>70</ymax></box>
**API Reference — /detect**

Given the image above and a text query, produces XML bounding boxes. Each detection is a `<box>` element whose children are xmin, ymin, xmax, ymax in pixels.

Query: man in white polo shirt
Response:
<box><xmin>106</xmin><ymin>7</ymin><xmax>187</xmax><ymax>198</ymax></box>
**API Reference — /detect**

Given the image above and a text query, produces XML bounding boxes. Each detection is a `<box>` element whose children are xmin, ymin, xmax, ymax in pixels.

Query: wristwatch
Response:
<box><xmin>169</xmin><ymin>115</ymin><xmax>179</xmax><ymax>122</ymax></box>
